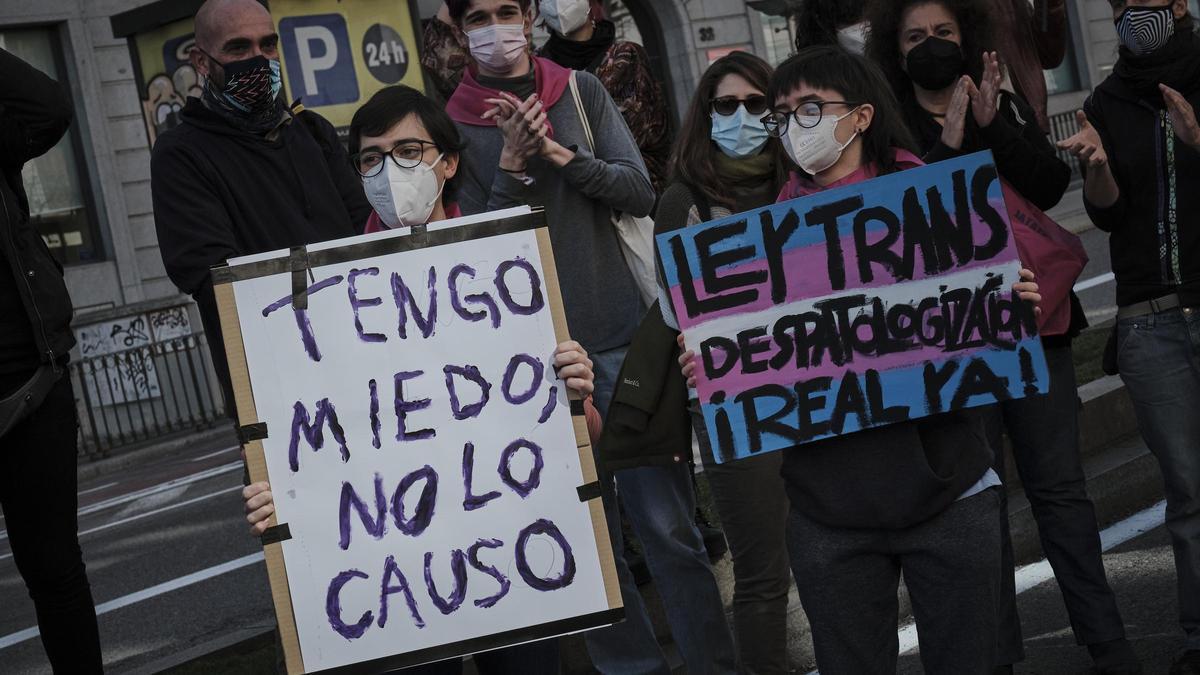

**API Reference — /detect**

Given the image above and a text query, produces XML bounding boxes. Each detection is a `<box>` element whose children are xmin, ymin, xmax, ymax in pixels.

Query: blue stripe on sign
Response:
<box><xmin>655</xmin><ymin>151</ymin><xmax>1002</xmax><ymax>288</ymax></box>
<box><xmin>699</xmin><ymin>334</ymin><xmax>1047</xmax><ymax>462</ymax></box>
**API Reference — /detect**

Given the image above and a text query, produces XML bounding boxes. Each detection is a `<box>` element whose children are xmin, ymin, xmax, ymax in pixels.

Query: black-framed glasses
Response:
<box><xmin>761</xmin><ymin>100</ymin><xmax>859</xmax><ymax>137</ymax></box>
<box><xmin>710</xmin><ymin>95</ymin><xmax>769</xmax><ymax>116</ymax></box>
<box><xmin>352</xmin><ymin>140</ymin><xmax>439</xmax><ymax>177</ymax></box>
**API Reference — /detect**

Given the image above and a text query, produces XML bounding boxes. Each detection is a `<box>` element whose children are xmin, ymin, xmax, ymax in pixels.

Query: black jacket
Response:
<box><xmin>596</xmin><ymin>301</ymin><xmax>691</xmax><ymax>471</ymax></box>
<box><xmin>0</xmin><ymin>48</ymin><xmax>75</xmax><ymax>375</ymax></box>
<box><xmin>1084</xmin><ymin>59</ymin><xmax>1200</xmax><ymax>309</ymax></box>
<box><xmin>151</xmin><ymin>99</ymin><xmax>371</xmax><ymax>408</ymax></box>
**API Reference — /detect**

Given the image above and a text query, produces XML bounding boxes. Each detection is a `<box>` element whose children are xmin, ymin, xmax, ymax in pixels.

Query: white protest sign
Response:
<box><xmin>215</xmin><ymin>211</ymin><xmax>620</xmax><ymax>674</ymax></box>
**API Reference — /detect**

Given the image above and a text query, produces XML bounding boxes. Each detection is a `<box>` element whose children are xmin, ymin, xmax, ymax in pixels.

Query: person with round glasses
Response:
<box><xmin>653</xmin><ymin>51</ymin><xmax>791</xmax><ymax>675</ymax></box>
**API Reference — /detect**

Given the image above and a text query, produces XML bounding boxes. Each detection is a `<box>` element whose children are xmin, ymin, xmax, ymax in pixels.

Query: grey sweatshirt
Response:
<box><xmin>454</xmin><ymin>70</ymin><xmax>655</xmax><ymax>353</ymax></box>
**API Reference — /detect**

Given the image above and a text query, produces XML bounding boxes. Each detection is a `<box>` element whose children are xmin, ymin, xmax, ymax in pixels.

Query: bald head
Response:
<box><xmin>191</xmin><ymin>0</ymin><xmax>278</xmax><ymax>78</ymax></box>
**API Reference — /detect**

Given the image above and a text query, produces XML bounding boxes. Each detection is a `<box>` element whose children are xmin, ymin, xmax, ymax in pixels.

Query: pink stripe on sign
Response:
<box><xmin>694</xmin><ymin>338</ymin><xmax>985</xmax><ymax>395</ymax></box>
<box><xmin>671</xmin><ymin>206</ymin><xmax>1016</xmax><ymax>331</ymax></box>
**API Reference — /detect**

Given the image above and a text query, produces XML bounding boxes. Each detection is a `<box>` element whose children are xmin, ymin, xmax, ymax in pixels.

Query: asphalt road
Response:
<box><xmin>0</xmin><ymin>442</ymin><xmax>275</xmax><ymax>674</ymax></box>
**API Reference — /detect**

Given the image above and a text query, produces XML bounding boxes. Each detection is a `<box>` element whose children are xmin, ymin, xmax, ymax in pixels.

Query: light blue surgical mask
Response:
<box><xmin>710</xmin><ymin>105</ymin><xmax>770</xmax><ymax>159</ymax></box>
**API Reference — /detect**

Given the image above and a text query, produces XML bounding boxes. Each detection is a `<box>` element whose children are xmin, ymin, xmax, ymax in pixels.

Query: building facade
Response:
<box><xmin>0</xmin><ymin>0</ymin><xmax>1188</xmax><ymax>451</ymax></box>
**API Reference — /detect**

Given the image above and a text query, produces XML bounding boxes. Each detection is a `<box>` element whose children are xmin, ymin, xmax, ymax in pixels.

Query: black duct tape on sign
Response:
<box><xmin>237</xmin><ymin>422</ymin><xmax>268</xmax><ymax>444</ymax></box>
<box><xmin>290</xmin><ymin>246</ymin><xmax>310</xmax><ymax>310</ymax></box>
<box><xmin>576</xmin><ymin>481</ymin><xmax>601</xmax><ymax>502</ymax></box>
<box><xmin>260</xmin><ymin>523</ymin><xmax>292</xmax><ymax>546</ymax></box>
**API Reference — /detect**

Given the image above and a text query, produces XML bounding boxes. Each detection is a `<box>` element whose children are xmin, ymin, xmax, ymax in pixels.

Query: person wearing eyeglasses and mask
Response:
<box><xmin>650</xmin><ymin>51</ymin><xmax>791</xmax><ymax>675</ymax></box>
<box><xmin>864</xmin><ymin>3</ymin><xmax>1139</xmax><ymax>674</ymax></box>
<box><xmin>1057</xmin><ymin>2</ymin><xmax>1200</xmax><ymax>672</ymax></box>
<box><xmin>677</xmin><ymin>46</ymin><xmax>1044</xmax><ymax>674</ymax></box>
<box><xmin>442</xmin><ymin>1</ymin><xmax>736</xmax><ymax>673</ymax></box>
<box><xmin>535</xmin><ymin>0</ymin><xmax>672</xmax><ymax>195</ymax></box>
<box><xmin>152</xmin><ymin>0</ymin><xmax>371</xmax><ymax>409</ymax></box>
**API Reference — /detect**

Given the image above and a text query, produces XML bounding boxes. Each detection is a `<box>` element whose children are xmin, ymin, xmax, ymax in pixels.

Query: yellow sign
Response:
<box><xmin>272</xmin><ymin>0</ymin><xmax>424</xmax><ymax>131</ymax></box>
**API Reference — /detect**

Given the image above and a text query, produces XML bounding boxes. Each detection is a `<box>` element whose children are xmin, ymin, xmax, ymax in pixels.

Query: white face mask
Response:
<box><xmin>837</xmin><ymin>22</ymin><xmax>868</xmax><ymax>55</ymax></box>
<box><xmin>467</xmin><ymin>24</ymin><xmax>528</xmax><ymax>72</ymax></box>
<box><xmin>540</xmin><ymin>0</ymin><xmax>590</xmax><ymax>35</ymax></box>
<box><xmin>782</xmin><ymin>108</ymin><xmax>860</xmax><ymax>176</ymax></box>
<box><xmin>362</xmin><ymin>155</ymin><xmax>445</xmax><ymax>228</ymax></box>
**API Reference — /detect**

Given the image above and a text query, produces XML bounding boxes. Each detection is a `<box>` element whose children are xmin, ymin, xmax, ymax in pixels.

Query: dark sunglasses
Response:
<box><xmin>710</xmin><ymin>95</ymin><xmax>769</xmax><ymax>116</ymax></box>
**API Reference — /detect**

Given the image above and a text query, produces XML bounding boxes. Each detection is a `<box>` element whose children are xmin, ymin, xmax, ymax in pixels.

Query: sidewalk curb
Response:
<box><xmin>77</xmin><ymin>423</ymin><xmax>237</xmax><ymax>483</ymax></box>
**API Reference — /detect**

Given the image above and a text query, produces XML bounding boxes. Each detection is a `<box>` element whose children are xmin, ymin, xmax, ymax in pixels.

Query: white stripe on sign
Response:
<box><xmin>0</xmin><ymin>460</ymin><xmax>241</xmax><ymax>542</ymax></box>
<box><xmin>0</xmin><ymin>552</ymin><xmax>265</xmax><ymax>651</ymax></box>
<box><xmin>1073</xmin><ymin>272</ymin><xmax>1115</xmax><ymax>293</ymax></box>
<box><xmin>0</xmin><ymin>486</ymin><xmax>243</xmax><ymax>563</ymax></box>
<box><xmin>804</xmin><ymin>499</ymin><xmax>1167</xmax><ymax>672</ymax></box>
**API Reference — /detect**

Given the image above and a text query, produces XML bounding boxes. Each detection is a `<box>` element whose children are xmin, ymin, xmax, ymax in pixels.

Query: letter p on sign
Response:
<box><xmin>279</xmin><ymin>14</ymin><xmax>360</xmax><ymax>107</ymax></box>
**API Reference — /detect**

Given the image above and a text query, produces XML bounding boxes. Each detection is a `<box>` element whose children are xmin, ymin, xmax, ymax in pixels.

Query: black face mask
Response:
<box><xmin>905</xmin><ymin>36</ymin><xmax>966</xmax><ymax>91</ymax></box>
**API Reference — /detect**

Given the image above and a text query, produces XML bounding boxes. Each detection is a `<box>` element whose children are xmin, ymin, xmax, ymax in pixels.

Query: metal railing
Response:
<box><xmin>1047</xmin><ymin>109</ymin><xmax>1086</xmax><ymax>181</ymax></box>
<box><xmin>70</xmin><ymin>332</ymin><xmax>226</xmax><ymax>458</ymax></box>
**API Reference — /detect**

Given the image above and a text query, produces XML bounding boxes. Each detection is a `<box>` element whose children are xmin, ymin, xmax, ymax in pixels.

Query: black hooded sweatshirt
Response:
<box><xmin>151</xmin><ymin>98</ymin><xmax>371</xmax><ymax>409</ymax></box>
<box><xmin>1084</xmin><ymin>28</ymin><xmax>1200</xmax><ymax>309</ymax></box>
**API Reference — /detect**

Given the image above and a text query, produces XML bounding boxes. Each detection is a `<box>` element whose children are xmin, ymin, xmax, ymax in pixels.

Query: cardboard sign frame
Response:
<box><xmin>212</xmin><ymin>210</ymin><xmax>622</xmax><ymax>674</ymax></box>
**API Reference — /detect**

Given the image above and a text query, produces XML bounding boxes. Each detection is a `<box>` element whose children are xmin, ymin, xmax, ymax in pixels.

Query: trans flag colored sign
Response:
<box><xmin>656</xmin><ymin>151</ymin><xmax>1049</xmax><ymax>463</ymax></box>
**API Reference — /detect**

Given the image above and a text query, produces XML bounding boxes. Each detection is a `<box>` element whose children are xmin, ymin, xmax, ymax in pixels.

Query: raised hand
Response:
<box><xmin>1161</xmin><ymin>84</ymin><xmax>1200</xmax><ymax>151</ymax></box>
<box><xmin>1056</xmin><ymin>110</ymin><xmax>1107</xmax><ymax>169</ymax></box>
<box><xmin>940</xmin><ymin>76</ymin><xmax>971</xmax><ymax>150</ymax></box>
<box><xmin>970</xmin><ymin>51</ymin><xmax>1002</xmax><ymax>128</ymax></box>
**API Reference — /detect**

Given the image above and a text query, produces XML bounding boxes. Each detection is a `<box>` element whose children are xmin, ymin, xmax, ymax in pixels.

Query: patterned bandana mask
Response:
<box><xmin>201</xmin><ymin>53</ymin><xmax>285</xmax><ymax>133</ymax></box>
<box><xmin>1115</xmin><ymin>4</ymin><xmax>1175</xmax><ymax>56</ymax></box>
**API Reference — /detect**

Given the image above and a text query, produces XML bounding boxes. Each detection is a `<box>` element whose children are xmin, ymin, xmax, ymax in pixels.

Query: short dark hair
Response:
<box><xmin>349</xmin><ymin>85</ymin><xmax>466</xmax><ymax>197</ymax></box>
<box><xmin>670</xmin><ymin>51</ymin><xmax>783</xmax><ymax>209</ymax></box>
<box><xmin>445</xmin><ymin>0</ymin><xmax>532</xmax><ymax>25</ymax></box>
<box><xmin>864</xmin><ymin>0</ymin><xmax>994</xmax><ymax>102</ymax></box>
<box><xmin>768</xmin><ymin>46</ymin><xmax>917</xmax><ymax>176</ymax></box>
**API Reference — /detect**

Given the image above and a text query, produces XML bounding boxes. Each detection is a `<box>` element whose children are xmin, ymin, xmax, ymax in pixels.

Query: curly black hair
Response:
<box><xmin>864</xmin><ymin>0</ymin><xmax>996</xmax><ymax>102</ymax></box>
<box><xmin>795</xmin><ymin>0</ymin><xmax>866</xmax><ymax>50</ymax></box>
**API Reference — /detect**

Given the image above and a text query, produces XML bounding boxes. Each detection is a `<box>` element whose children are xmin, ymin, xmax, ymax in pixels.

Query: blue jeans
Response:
<box><xmin>583</xmin><ymin>346</ymin><xmax>737</xmax><ymax>674</ymax></box>
<box><xmin>1117</xmin><ymin>306</ymin><xmax>1200</xmax><ymax>650</ymax></box>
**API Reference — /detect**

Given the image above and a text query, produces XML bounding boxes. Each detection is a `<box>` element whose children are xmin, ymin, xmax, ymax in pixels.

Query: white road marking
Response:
<box><xmin>191</xmin><ymin>446</ymin><xmax>239</xmax><ymax>462</ymax></box>
<box><xmin>806</xmin><ymin>499</ymin><xmax>1168</xmax><ymax>672</ymax></box>
<box><xmin>0</xmin><ymin>486</ymin><xmax>243</xmax><ymax>563</ymax></box>
<box><xmin>1074</xmin><ymin>272</ymin><xmax>1115</xmax><ymax>293</ymax></box>
<box><xmin>78</xmin><ymin>481</ymin><xmax>119</xmax><ymax>497</ymax></box>
<box><xmin>0</xmin><ymin>461</ymin><xmax>241</xmax><ymax>542</ymax></box>
<box><xmin>0</xmin><ymin>552</ymin><xmax>265</xmax><ymax>651</ymax></box>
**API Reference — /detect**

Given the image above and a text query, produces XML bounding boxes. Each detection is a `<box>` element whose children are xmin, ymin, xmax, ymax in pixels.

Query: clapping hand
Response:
<box><xmin>1161</xmin><ymin>84</ymin><xmax>1200</xmax><ymax>151</ymax></box>
<box><xmin>484</xmin><ymin>92</ymin><xmax>549</xmax><ymax>169</ymax></box>
<box><xmin>970</xmin><ymin>51</ymin><xmax>1002</xmax><ymax>128</ymax></box>
<box><xmin>940</xmin><ymin>75</ymin><xmax>972</xmax><ymax>150</ymax></box>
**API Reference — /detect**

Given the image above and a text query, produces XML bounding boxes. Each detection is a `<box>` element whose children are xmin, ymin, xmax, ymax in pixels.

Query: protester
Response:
<box><xmin>240</xmin><ymin>85</ymin><xmax>596</xmax><ymax>673</ymax></box>
<box><xmin>864</xmin><ymin>2</ymin><xmax>1138</xmax><ymax>672</ymax></box>
<box><xmin>1059</xmin><ymin>1</ymin><xmax>1200</xmax><ymax>671</ymax></box>
<box><xmin>443</xmin><ymin>0</ymin><xmax>737</xmax><ymax>671</ymax></box>
<box><xmin>0</xmin><ymin>46</ymin><xmax>102</xmax><ymax>675</ymax></box>
<box><xmin>675</xmin><ymin>46</ymin><xmax>1042</xmax><ymax>674</ymax></box>
<box><xmin>987</xmin><ymin>0</ymin><xmax>1067</xmax><ymax>132</ymax></box>
<box><xmin>537</xmin><ymin>0</ymin><xmax>673</xmax><ymax>194</ymax></box>
<box><xmin>651</xmin><ymin>51</ymin><xmax>792</xmax><ymax>675</ymax></box>
<box><xmin>421</xmin><ymin>3</ymin><xmax>472</xmax><ymax>105</ymax></box>
<box><xmin>794</xmin><ymin>0</ymin><xmax>868</xmax><ymax>53</ymax></box>
<box><xmin>152</xmin><ymin>0</ymin><xmax>371</xmax><ymax>407</ymax></box>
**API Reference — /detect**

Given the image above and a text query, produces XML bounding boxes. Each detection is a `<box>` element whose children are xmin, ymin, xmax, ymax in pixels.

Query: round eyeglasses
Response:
<box><xmin>761</xmin><ymin>100</ymin><xmax>859</xmax><ymax>137</ymax></box>
<box><xmin>352</xmin><ymin>140</ymin><xmax>439</xmax><ymax>177</ymax></box>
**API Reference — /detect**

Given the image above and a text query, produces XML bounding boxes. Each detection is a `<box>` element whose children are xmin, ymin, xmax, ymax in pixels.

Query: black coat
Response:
<box><xmin>0</xmin><ymin>48</ymin><xmax>75</xmax><ymax>371</ymax></box>
<box><xmin>151</xmin><ymin>99</ymin><xmax>371</xmax><ymax>408</ymax></box>
<box><xmin>1084</xmin><ymin>56</ymin><xmax>1200</xmax><ymax>308</ymax></box>
<box><xmin>596</xmin><ymin>301</ymin><xmax>691</xmax><ymax>472</ymax></box>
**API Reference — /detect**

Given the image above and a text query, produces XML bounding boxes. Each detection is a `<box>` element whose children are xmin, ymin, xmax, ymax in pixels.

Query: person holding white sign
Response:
<box><xmin>242</xmin><ymin>83</ymin><xmax>601</xmax><ymax>673</ymax></box>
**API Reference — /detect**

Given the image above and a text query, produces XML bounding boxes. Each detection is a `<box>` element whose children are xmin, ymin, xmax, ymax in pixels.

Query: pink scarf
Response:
<box><xmin>446</xmin><ymin>57</ymin><xmax>572</xmax><ymax>132</ymax></box>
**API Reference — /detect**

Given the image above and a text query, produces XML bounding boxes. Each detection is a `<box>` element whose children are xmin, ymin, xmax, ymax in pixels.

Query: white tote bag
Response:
<box><xmin>567</xmin><ymin>71</ymin><xmax>660</xmax><ymax>308</ymax></box>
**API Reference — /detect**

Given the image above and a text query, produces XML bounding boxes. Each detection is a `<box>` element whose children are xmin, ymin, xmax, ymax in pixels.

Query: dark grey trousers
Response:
<box><xmin>988</xmin><ymin>344</ymin><xmax>1127</xmax><ymax>664</ymax></box>
<box><xmin>787</xmin><ymin>488</ymin><xmax>1003</xmax><ymax>675</ymax></box>
<box><xmin>693</xmin><ymin>404</ymin><xmax>792</xmax><ymax>674</ymax></box>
